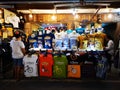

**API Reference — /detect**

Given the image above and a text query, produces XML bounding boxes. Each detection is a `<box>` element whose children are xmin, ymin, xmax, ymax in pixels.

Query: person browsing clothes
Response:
<box><xmin>104</xmin><ymin>35</ymin><xmax>114</xmax><ymax>72</ymax></box>
<box><xmin>10</xmin><ymin>32</ymin><xmax>26</xmax><ymax>81</ymax></box>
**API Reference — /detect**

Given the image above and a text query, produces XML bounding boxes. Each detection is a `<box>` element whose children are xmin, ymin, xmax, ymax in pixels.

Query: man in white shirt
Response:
<box><xmin>10</xmin><ymin>32</ymin><xmax>26</xmax><ymax>81</ymax></box>
<box><xmin>104</xmin><ymin>35</ymin><xmax>114</xmax><ymax>72</ymax></box>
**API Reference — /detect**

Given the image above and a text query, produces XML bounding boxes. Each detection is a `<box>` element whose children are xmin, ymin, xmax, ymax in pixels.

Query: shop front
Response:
<box><xmin>0</xmin><ymin>0</ymin><xmax>120</xmax><ymax>80</ymax></box>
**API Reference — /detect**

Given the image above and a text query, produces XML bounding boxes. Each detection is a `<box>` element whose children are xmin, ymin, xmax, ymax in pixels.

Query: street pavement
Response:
<box><xmin>0</xmin><ymin>78</ymin><xmax>120</xmax><ymax>90</ymax></box>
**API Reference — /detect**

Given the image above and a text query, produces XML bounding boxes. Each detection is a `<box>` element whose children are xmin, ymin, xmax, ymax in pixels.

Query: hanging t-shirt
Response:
<box><xmin>86</xmin><ymin>34</ymin><xmax>96</xmax><ymax>51</ymax></box>
<box><xmin>77</xmin><ymin>34</ymin><xmax>89</xmax><ymax>49</ymax></box>
<box><xmin>94</xmin><ymin>33</ymin><xmax>107</xmax><ymax>51</ymax></box>
<box><xmin>39</xmin><ymin>53</ymin><xmax>54</xmax><ymax>77</ymax></box>
<box><xmin>3</xmin><ymin>31</ymin><xmax>8</xmax><ymax>39</ymax></box>
<box><xmin>67</xmin><ymin>65</ymin><xmax>81</xmax><ymax>78</ymax></box>
<box><xmin>43</xmin><ymin>33</ymin><xmax>55</xmax><ymax>49</ymax></box>
<box><xmin>37</xmin><ymin>31</ymin><xmax>44</xmax><ymax>49</ymax></box>
<box><xmin>54</xmin><ymin>33</ymin><xmax>63</xmax><ymax>49</ymax></box>
<box><xmin>60</xmin><ymin>31</ymin><xmax>66</xmax><ymax>37</ymax></box>
<box><xmin>66</xmin><ymin>53</ymin><xmax>83</xmax><ymax>65</ymax></box>
<box><xmin>69</xmin><ymin>32</ymin><xmax>79</xmax><ymax>49</ymax></box>
<box><xmin>62</xmin><ymin>33</ymin><xmax>70</xmax><ymax>50</ymax></box>
<box><xmin>95</xmin><ymin>55</ymin><xmax>108</xmax><ymax>79</ymax></box>
<box><xmin>53</xmin><ymin>55</ymin><xmax>68</xmax><ymax>78</ymax></box>
<box><xmin>28</xmin><ymin>34</ymin><xmax>37</xmax><ymax>48</ymax></box>
<box><xmin>23</xmin><ymin>54</ymin><xmax>38</xmax><ymax>77</ymax></box>
<box><xmin>11</xmin><ymin>15</ymin><xmax>20</xmax><ymax>28</ymax></box>
<box><xmin>98</xmin><ymin>33</ymin><xmax>107</xmax><ymax>46</ymax></box>
<box><xmin>4</xmin><ymin>23</ymin><xmax>13</xmax><ymax>36</ymax></box>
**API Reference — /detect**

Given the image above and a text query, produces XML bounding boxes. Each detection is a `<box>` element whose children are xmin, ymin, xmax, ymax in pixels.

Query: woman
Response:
<box><xmin>10</xmin><ymin>32</ymin><xmax>26</xmax><ymax>81</ymax></box>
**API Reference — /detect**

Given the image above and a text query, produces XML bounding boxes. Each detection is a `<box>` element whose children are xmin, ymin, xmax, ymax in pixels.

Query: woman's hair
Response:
<box><xmin>14</xmin><ymin>31</ymin><xmax>21</xmax><ymax>38</ymax></box>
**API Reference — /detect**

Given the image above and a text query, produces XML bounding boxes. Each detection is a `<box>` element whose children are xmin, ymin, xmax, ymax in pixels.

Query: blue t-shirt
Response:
<box><xmin>37</xmin><ymin>34</ymin><xmax>44</xmax><ymax>48</ymax></box>
<box><xmin>95</xmin><ymin>55</ymin><xmax>108</xmax><ymax>79</ymax></box>
<box><xmin>75</xmin><ymin>27</ymin><xmax>85</xmax><ymax>34</ymax></box>
<box><xmin>54</xmin><ymin>33</ymin><xmax>63</xmax><ymax>49</ymax></box>
<box><xmin>55</xmin><ymin>39</ymin><xmax>63</xmax><ymax>49</ymax></box>
<box><xmin>28</xmin><ymin>35</ymin><xmax>37</xmax><ymax>48</ymax></box>
<box><xmin>33</xmin><ymin>42</ymin><xmax>38</xmax><ymax>48</ymax></box>
<box><xmin>69</xmin><ymin>38</ymin><xmax>77</xmax><ymax>49</ymax></box>
<box><xmin>69</xmin><ymin>33</ymin><xmax>79</xmax><ymax>49</ymax></box>
<box><xmin>43</xmin><ymin>33</ymin><xmax>55</xmax><ymax>49</ymax></box>
<box><xmin>62</xmin><ymin>34</ymin><xmax>70</xmax><ymax>50</ymax></box>
<box><xmin>66</xmin><ymin>29</ymin><xmax>73</xmax><ymax>34</ymax></box>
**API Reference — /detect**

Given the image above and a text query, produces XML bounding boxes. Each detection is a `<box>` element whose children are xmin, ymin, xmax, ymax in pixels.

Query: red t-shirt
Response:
<box><xmin>39</xmin><ymin>53</ymin><xmax>53</xmax><ymax>77</ymax></box>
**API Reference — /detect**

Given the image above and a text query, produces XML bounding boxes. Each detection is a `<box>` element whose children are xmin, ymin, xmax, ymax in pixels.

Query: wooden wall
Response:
<box><xmin>24</xmin><ymin>13</ymin><xmax>96</xmax><ymax>23</ymax></box>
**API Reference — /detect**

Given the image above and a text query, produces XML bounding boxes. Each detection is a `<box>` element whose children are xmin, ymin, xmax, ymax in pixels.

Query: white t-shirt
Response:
<box><xmin>10</xmin><ymin>40</ymin><xmax>25</xmax><ymax>59</ymax></box>
<box><xmin>10</xmin><ymin>15</ymin><xmax>20</xmax><ymax>28</ymax></box>
<box><xmin>69</xmin><ymin>31</ymin><xmax>79</xmax><ymax>38</ymax></box>
<box><xmin>23</xmin><ymin>54</ymin><xmax>38</xmax><ymax>77</ymax></box>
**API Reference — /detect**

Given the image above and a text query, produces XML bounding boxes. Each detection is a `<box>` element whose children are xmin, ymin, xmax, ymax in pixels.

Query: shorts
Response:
<box><xmin>13</xmin><ymin>58</ymin><xmax>23</xmax><ymax>67</ymax></box>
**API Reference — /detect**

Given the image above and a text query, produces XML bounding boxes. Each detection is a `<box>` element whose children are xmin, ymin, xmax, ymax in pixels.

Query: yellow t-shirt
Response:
<box><xmin>3</xmin><ymin>31</ymin><xmax>8</xmax><ymax>38</ymax></box>
<box><xmin>77</xmin><ymin>34</ymin><xmax>89</xmax><ymax>49</ymax></box>
<box><xmin>6</xmin><ymin>28</ymin><xmax>13</xmax><ymax>36</ymax></box>
<box><xmin>94</xmin><ymin>33</ymin><xmax>107</xmax><ymax>50</ymax></box>
<box><xmin>95</xmin><ymin>33</ymin><xmax>107</xmax><ymax>46</ymax></box>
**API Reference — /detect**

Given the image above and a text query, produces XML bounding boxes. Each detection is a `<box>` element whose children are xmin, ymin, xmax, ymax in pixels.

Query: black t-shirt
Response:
<box><xmin>66</xmin><ymin>53</ymin><xmax>83</xmax><ymax>65</ymax></box>
<box><xmin>4</xmin><ymin>23</ymin><xmax>13</xmax><ymax>28</ymax></box>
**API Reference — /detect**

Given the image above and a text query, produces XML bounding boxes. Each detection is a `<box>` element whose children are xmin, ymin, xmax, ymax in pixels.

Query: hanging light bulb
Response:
<box><xmin>108</xmin><ymin>13</ymin><xmax>112</xmax><ymax>19</ymax></box>
<box><xmin>72</xmin><ymin>8</ymin><xmax>76</xmax><ymax>15</ymax></box>
<box><xmin>51</xmin><ymin>15</ymin><xmax>56</xmax><ymax>20</ymax></box>
<box><xmin>105</xmin><ymin>6</ymin><xmax>110</xmax><ymax>13</ymax></box>
<box><xmin>29</xmin><ymin>9</ymin><xmax>33</xmax><ymax>18</ymax></box>
<box><xmin>29</xmin><ymin>13</ymin><xmax>33</xmax><ymax>18</ymax></box>
<box><xmin>51</xmin><ymin>7</ymin><xmax>57</xmax><ymax>21</ymax></box>
<box><xmin>74</xmin><ymin>14</ymin><xmax>79</xmax><ymax>19</ymax></box>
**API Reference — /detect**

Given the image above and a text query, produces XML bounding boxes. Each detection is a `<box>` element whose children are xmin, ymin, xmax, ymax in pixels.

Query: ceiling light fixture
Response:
<box><xmin>72</xmin><ymin>8</ymin><xmax>76</xmax><ymax>15</ymax></box>
<box><xmin>51</xmin><ymin>7</ymin><xmax>57</xmax><ymax>21</ymax></box>
<box><xmin>51</xmin><ymin>15</ymin><xmax>56</xmax><ymax>20</ymax></box>
<box><xmin>29</xmin><ymin>9</ymin><xmax>33</xmax><ymax>18</ymax></box>
<box><xmin>74</xmin><ymin>14</ymin><xmax>79</xmax><ymax>19</ymax></box>
<box><xmin>108</xmin><ymin>13</ymin><xmax>112</xmax><ymax>19</ymax></box>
